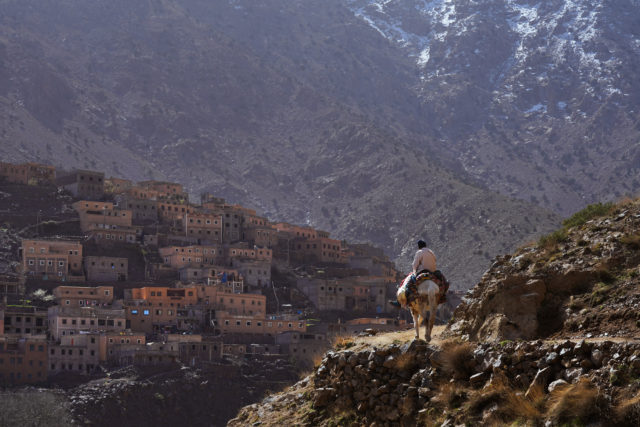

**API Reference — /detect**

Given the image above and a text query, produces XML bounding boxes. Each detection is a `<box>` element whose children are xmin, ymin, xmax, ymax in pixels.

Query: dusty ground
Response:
<box><xmin>349</xmin><ymin>325</ymin><xmax>447</xmax><ymax>351</ymax></box>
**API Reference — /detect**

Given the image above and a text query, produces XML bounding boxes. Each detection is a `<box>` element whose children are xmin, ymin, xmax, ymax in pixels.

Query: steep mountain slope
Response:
<box><xmin>450</xmin><ymin>200</ymin><xmax>640</xmax><ymax>341</ymax></box>
<box><xmin>345</xmin><ymin>0</ymin><xmax>640</xmax><ymax>215</ymax></box>
<box><xmin>0</xmin><ymin>0</ymin><xmax>562</xmax><ymax>287</ymax></box>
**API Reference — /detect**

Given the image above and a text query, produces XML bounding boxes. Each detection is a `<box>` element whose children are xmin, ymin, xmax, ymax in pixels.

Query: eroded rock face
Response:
<box><xmin>448</xmin><ymin>202</ymin><xmax>640</xmax><ymax>341</ymax></box>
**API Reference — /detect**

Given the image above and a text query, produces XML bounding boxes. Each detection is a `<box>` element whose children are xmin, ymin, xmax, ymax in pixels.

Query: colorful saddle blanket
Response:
<box><xmin>399</xmin><ymin>270</ymin><xmax>450</xmax><ymax>306</ymax></box>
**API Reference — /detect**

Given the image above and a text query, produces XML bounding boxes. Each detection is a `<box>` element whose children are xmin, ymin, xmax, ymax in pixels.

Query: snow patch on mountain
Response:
<box><xmin>346</xmin><ymin>0</ymin><xmax>626</xmax><ymax>104</ymax></box>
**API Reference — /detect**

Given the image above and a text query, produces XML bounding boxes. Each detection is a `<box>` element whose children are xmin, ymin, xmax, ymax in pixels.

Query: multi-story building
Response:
<box><xmin>85</xmin><ymin>256</ymin><xmax>128</xmax><ymax>282</ymax></box>
<box><xmin>73</xmin><ymin>201</ymin><xmax>132</xmax><ymax>232</ymax></box>
<box><xmin>178</xmin><ymin>266</ymin><xmax>239</xmax><ymax>284</ymax></box>
<box><xmin>157</xmin><ymin>200</ymin><xmax>195</xmax><ymax>223</ymax></box>
<box><xmin>104</xmin><ymin>177</ymin><xmax>132</xmax><ymax>194</ymax></box>
<box><xmin>21</xmin><ymin>239</ymin><xmax>83</xmax><ymax>281</ymax></box>
<box><xmin>1</xmin><ymin>306</ymin><xmax>48</xmax><ymax>336</ymax></box>
<box><xmin>226</xmin><ymin>243</ymin><xmax>272</xmax><ymax>287</ymax></box>
<box><xmin>57</xmin><ymin>169</ymin><xmax>105</xmax><ymax>200</ymax></box>
<box><xmin>48</xmin><ymin>306</ymin><xmax>126</xmax><ymax>341</ymax></box>
<box><xmin>0</xmin><ymin>274</ymin><xmax>21</xmax><ymax>300</ymax></box>
<box><xmin>179</xmin><ymin>336</ymin><xmax>223</xmax><ymax>365</ymax></box>
<box><xmin>126</xmin><ymin>186</ymin><xmax>159</xmax><ymax>201</ymax></box>
<box><xmin>229</xmin><ymin>258</ymin><xmax>271</xmax><ymax>287</ymax></box>
<box><xmin>124</xmin><ymin>287</ymin><xmax>199</xmax><ymax>334</ymax></box>
<box><xmin>214</xmin><ymin>312</ymin><xmax>305</xmax><ymax>336</ymax></box>
<box><xmin>226</xmin><ymin>243</ymin><xmax>273</xmax><ymax>262</ymax></box>
<box><xmin>49</xmin><ymin>333</ymin><xmax>102</xmax><ymax>375</ymax></box>
<box><xmin>115</xmin><ymin>195</ymin><xmax>159</xmax><ymax>223</ymax></box>
<box><xmin>159</xmin><ymin>245</ymin><xmax>222</xmax><ymax>269</ymax></box>
<box><xmin>0</xmin><ymin>162</ymin><xmax>56</xmax><ymax>186</ymax></box>
<box><xmin>87</xmin><ymin>227</ymin><xmax>138</xmax><ymax>245</ymax></box>
<box><xmin>177</xmin><ymin>212</ymin><xmax>223</xmax><ymax>244</ymax></box>
<box><xmin>241</xmin><ymin>214</ymin><xmax>276</xmax><ymax>248</ymax></box>
<box><xmin>200</xmin><ymin>201</ymin><xmax>251</xmax><ymax>243</ymax></box>
<box><xmin>291</xmin><ymin>234</ymin><xmax>347</xmax><ymax>265</ymax></box>
<box><xmin>138</xmin><ymin>181</ymin><xmax>186</xmax><ymax>200</ymax></box>
<box><xmin>297</xmin><ymin>276</ymin><xmax>387</xmax><ymax>312</ymax></box>
<box><xmin>275</xmin><ymin>331</ymin><xmax>327</xmax><ymax>367</ymax></box>
<box><xmin>104</xmin><ymin>331</ymin><xmax>146</xmax><ymax>365</ymax></box>
<box><xmin>53</xmin><ymin>285</ymin><xmax>114</xmax><ymax>308</ymax></box>
<box><xmin>274</xmin><ymin>222</ymin><xmax>319</xmax><ymax>240</ymax></box>
<box><xmin>0</xmin><ymin>336</ymin><xmax>47</xmax><ymax>385</ymax></box>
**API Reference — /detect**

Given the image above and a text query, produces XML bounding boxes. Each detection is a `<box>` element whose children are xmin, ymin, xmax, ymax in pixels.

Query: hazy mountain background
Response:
<box><xmin>1</xmin><ymin>0</ymin><xmax>637</xmax><ymax>287</ymax></box>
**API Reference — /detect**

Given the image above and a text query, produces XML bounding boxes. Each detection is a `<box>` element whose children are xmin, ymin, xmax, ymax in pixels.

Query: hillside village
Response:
<box><xmin>0</xmin><ymin>160</ymin><xmax>454</xmax><ymax>389</ymax></box>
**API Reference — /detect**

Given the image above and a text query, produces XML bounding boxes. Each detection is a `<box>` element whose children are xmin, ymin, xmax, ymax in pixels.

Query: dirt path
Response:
<box><xmin>349</xmin><ymin>325</ymin><xmax>447</xmax><ymax>351</ymax></box>
<box><xmin>348</xmin><ymin>326</ymin><xmax>640</xmax><ymax>353</ymax></box>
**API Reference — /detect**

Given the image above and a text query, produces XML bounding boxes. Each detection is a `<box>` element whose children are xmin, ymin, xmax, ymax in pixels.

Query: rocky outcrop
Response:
<box><xmin>449</xmin><ymin>202</ymin><xmax>640</xmax><ymax>341</ymax></box>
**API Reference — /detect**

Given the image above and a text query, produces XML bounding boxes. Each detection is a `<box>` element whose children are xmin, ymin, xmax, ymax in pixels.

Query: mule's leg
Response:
<box><xmin>425</xmin><ymin>295</ymin><xmax>438</xmax><ymax>342</ymax></box>
<box><xmin>421</xmin><ymin>308</ymin><xmax>431</xmax><ymax>342</ymax></box>
<box><xmin>411</xmin><ymin>309</ymin><xmax>420</xmax><ymax>340</ymax></box>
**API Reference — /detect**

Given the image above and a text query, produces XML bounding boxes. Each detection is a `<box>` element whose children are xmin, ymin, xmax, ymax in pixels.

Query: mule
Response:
<box><xmin>396</xmin><ymin>276</ymin><xmax>440</xmax><ymax>342</ymax></box>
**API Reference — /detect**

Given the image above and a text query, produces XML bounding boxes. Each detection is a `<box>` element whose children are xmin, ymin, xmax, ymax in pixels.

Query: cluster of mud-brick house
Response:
<box><xmin>0</xmin><ymin>161</ymin><xmax>403</xmax><ymax>385</ymax></box>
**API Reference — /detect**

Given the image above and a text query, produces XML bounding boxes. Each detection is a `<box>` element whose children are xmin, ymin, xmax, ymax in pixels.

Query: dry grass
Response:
<box><xmin>331</xmin><ymin>334</ymin><xmax>355</xmax><ymax>350</ymax></box>
<box><xmin>440</xmin><ymin>340</ymin><xmax>475</xmax><ymax>380</ymax></box>
<box><xmin>466</xmin><ymin>373</ymin><xmax>542</xmax><ymax>424</ymax></box>
<box><xmin>546</xmin><ymin>378</ymin><xmax>605</xmax><ymax>423</ymax></box>
<box><xmin>614</xmin><ymin>394</ymin><xmax>640</xmax><ymax>427</ymax></box>
<box><xmin>433</xmin><ymin>383</ymin><xmax>469</xmax><ymax>410</ymax></box>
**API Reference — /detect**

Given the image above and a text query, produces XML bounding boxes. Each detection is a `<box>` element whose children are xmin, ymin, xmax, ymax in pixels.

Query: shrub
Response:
<box><xmin>621</xmin><ymin>234</ymin><xmax>640</xmax><ymax>250</ymax></box>
<box><xmin>590</xmin><ymin>282</ymin><xmax>612</xmax><ymax>307</ymax></box>
<box><xmin>562</xmin><ymin>202</ymin><xmax>615</xmax><ymax>229</ymax></box>
<box><xmin>538</xmin><ymin>229</ymin><xmax>568</xmax><ymax>250</ymax></box>
<box><xmin>614</xmin><ymin>394</ymin><xmax>640</xmax><ymax>426</ymax></box>
<box><xmin>440</xmin><ymin>341</ymin><xmax>475</xmax><ymax>380</ymax></box>
<box><xmin>546</xmin><ymin>378</ymin><xmax>606</xmax><ymax>423</ymax></box>
<box><xmin>332</xmin><ymin>335</ymin><xmax>355</xmax><ymax>350</ymax></box>
<box><xmin>433</xmin><ymin>383</ymin><xmax>468</xmax><ymax>409</ymax></box>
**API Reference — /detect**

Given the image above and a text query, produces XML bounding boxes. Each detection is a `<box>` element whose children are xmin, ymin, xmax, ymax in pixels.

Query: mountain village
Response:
<box><xmin>0</xmin><ymin>160</ymin><xmax>427</xmax><ymax>387</ymax></box>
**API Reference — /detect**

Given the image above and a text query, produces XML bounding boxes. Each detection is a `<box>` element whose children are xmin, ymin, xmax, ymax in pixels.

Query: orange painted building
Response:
<box><xmin>0</xmin><ymin>162</ymin><xmax>55</xmax><ymax>185</ymax></box>
<box><xmin>21</xmin><ymin>239</ymin><xmax>83</xmax><ymax>281</ymax></box>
